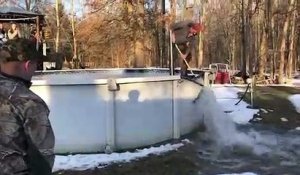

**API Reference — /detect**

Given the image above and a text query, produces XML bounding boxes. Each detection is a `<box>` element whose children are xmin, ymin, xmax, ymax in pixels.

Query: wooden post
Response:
<box><xmin>198</xmin><ymin>2</ymin><xmax>205</xmax><ymax>68</ymax></box>
<box><xmin>241</xmin><ymin>0</ymin><xmax>247</xmax><ymax>83</ymax></box>
<box><xmin>36</xmin><ymin>16</ymin><xmax>40</xmax><ymax>51</ymax></box>
<box><xmin>169</xmin><ymin>30</ymin><xmax>174</xmax><ymax>75</ymax></box>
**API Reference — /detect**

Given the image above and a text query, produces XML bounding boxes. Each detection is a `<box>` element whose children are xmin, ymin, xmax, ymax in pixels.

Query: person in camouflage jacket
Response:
<box><xmin>0</xmin><ymin>38</ymin><xmax>55</xmax><ymax>175</ymax></box>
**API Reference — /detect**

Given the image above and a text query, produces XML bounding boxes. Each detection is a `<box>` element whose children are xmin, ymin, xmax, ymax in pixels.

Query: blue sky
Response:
<box><xmin>44</xmin><ymin>0</ymin><xmax>84</xmax><ymax>16</ymax></box>
<box><xmin>62</xmin><ymin>0</ymin><xmax>171</xmax><ymax>17</ymax></box>
<box><xmin>63</xmin><ymin>0</ymin><xmax>85</xmax><ymax>16</ymax></box>
<box><xmin>61</xmin><ymin>0</ymin><xmax>189</xmax><ymax>17</ymax></box>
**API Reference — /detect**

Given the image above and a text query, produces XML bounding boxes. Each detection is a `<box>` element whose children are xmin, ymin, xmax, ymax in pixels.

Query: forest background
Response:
<box><xmin>0</xmin><ymin>0</ymin><xmax>299</xmax><ymax>83</ymax></box>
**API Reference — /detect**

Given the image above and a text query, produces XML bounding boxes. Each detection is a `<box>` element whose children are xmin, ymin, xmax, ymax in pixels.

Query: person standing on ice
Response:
<box><xmin>0</xmin><ymin>38</ymin><xmax>55</xmax><ymax>175</ymax></box>
<box><xmin>170</xmin><ymin>20</ymin><xmax>203</xmax><ymax>78</ymax></box>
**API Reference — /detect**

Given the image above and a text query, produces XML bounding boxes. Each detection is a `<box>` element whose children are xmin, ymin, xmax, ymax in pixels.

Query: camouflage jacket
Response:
<box><xmin>0</xmin><ymin>73</ymin><xmax>55</xmax><ymax>175</ymax></box>
<box><xmin>170</xmin><ymin>20</ymin><xmax>196</xmax><ymax>44</ymax></box>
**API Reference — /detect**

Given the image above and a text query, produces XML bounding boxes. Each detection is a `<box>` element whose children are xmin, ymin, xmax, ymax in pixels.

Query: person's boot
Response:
<box><xmin>180</xmin><ymin>70</ymin><xmax>188</xmax><ymax>79</ymax></box>
<box><xmin>181</xmin><ymin>70</ymin><xmax>199</xmax><ymax>79</ymax></box>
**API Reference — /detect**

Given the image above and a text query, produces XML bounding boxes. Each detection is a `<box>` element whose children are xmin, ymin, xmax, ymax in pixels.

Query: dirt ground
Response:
<box><xmin>245</xmin><ymin>86</ymin><xmax>300</xmax><ymax>130</ymax></box>
<box><xmin>53</xmin><ymin>86</ymin><xmax>300</xmax><ymax>175</ymax></box>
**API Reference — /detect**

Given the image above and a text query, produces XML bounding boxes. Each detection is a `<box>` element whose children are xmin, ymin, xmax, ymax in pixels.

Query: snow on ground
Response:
<box><xmin>292</xmin><ymin>79</ymin><xmax>300</xmax><ymax>86</ymax></box>
<box><xmin>218</xmin><ymin>173</ymin><xmax>258</xmax><ymax>175</ymax></box>
<box><xmin>53</xmin><ymin>142</ymin><xmax>185</xmax><ymax>172</ymax></box>
<box><xmin>292</xmin><ymin>73</ymin><xmax>300</xmax><ymax>86</ymax></box>
<box><xmin>288</xmin><ymin>94</ymin><xmax>300</xmax><ymax>113</ymax></box>
<box><xmin>212</xmin><ymin>86</ymin><xmax>259</xmax><ymax>124</ymax></box>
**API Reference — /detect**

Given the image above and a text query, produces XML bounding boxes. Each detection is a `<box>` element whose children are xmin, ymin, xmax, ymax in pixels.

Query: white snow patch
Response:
<box><xmin>252</xmin><ymin>118</ymin><xmax>263</xmax><ymax>122</ymax></box>
<box><xmin>281</xmin><ymin>117</ymin><xmax>288</xmax><ymax>122</ymax></box>
<box><xmin>182</xmin><ymin>139</ymin><xmax>193</xmax><ymax>144</ymax></box>
<box><xmin>218</xmin><ymin>173</ymin><xmax>258</xmax><ymax>175</ymax></box>
<box><xmin>260</xmin><ymin>108</ymin><xmax>268</xmax><ymax>113</ymax></box>
<box><xmin>212</xmin><ymin>87</ymin><xmax>259</xmax><ymax>124</ymax></box>
<box><xmin>292</xmin><ymin>78</ymin><xmax>300</xmax><ymax>86</ymax></box>
<box><xmin>288</xmin><ymin>94</ymin><xmax>300</xmax><ymax>113</ymax></box>
<box><xmin>53</xmin><ymin>142</ymin><xmax>184</xmax><ymax>172</ymax></box>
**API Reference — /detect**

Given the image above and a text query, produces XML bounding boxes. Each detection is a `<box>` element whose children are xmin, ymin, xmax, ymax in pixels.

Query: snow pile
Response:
<box><xmin>292</xmin><ymin>78</ymin><xmax>300</xmax><ymax>86</ymax></box>
<box><xmin>53</xmin><ymin>142</ymin><xmax>184</xmax><ymax>172</ymax></box>
<box><xmin>212</xmin><ymin>86</ymin><xmax>259</xmax><ymax>124</ymax></box>
<box><xmin>288</xmin><ymin>94</ymin><xmax>300</xmax><ymax>113</ymax></box>
<box><xmin>218</xmin><ymin>173</ymin><xmax>258</xmax><ymax>175</ymax></box>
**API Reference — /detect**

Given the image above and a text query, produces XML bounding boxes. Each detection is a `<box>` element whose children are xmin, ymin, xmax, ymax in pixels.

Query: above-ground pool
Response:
<box><xmin>31</xmin><ymin>68</ymin><xmax>210</xmax><ymax>154</ymax></box>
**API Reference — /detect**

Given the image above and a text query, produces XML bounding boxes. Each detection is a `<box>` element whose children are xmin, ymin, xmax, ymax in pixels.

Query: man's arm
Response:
<box><xmin>7</xmin><ymin>30</ymin><xmax>18</xmax><ymax>39</ymax></box>
<box><xmin>23</xmin><ymin>101</ymin><xmax>55</xmax><ymax>168</ymax></box>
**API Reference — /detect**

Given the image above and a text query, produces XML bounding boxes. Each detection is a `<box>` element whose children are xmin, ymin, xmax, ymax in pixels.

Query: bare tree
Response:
<box><xmin>278</xmin><ymin>0</ymin><xmax>295</xmax><ymax>83</ymax></box>
<box><xmin>258</xmin><ymin>0</ymin><xmax>269</xmax><ymax>78</ymax></box>
<box><xmin>71</xmin><ymin>0</ymin><xmax>77</xmax><ymax>60</ymax></box>
<box><xmin>55</xmin><ymin>0</ymin><xmax>61</xmax><ymax>52</ymax></box>
<box><xmin>197</xmin><ymin>0</ymin><xmax>205</xmax><ymax>68</ymax></box>
<box><xmin>287</xmin><ymin>0</ymin><xmax>297</xmax><ymax>78</ymax></box>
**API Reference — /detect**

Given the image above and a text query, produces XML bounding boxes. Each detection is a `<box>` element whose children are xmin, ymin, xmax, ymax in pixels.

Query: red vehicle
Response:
<box><xmin>209</xmin><ymin>63</ymin><xmax>231</xmax><ymax>84</ymax></box>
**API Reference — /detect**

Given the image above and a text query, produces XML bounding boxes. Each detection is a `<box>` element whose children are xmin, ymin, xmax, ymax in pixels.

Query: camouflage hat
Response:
<box><xmin>0</xmin><ymin>38</ymin><xmax>43</xmax><ymax>62</ymax></box>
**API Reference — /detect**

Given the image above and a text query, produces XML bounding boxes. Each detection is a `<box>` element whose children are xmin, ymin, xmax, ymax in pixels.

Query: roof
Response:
<box><xmin>0</xmin><ymin>6</ymin><xmax>44</xmax><ymax>24</ymax></box>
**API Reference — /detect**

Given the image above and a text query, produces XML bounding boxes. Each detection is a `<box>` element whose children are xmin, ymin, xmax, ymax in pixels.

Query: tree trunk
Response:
<box><xmin>55</xmin><ymin>0</ymin><xmax>61</xmax><ymax>53</ymax></box>
<box><xmin>231</xmin><ymin>35</ymin><xmax>236</xmax><ymax>70</ymax></box>
<box><xmin>270</xmin><ymin>0</ymin><xmax>276</xmax><ymax>79</ymax></box>
<box><xmin>161</xmin><ymin>0</ymin><xmax>167</xmax><ymax>67</ymax></box>
<box><xmin>287</xmin><ymin>2</ymin><xmax>297</xmax><ymax>78</ymax></box>
<box><xmin>198</xmin><ymin>1</ymin><xmax>205</xmax><ymax>68</ymax></box>
<box><xmin>117</xmin><ymin>43</ymin><xmax>120</xmax><ymax>68</ymax></box>
<box><xmin>259</xmin><ymin>27</ymin><xmax>268</xmax><ymax>77</ymax></box>
<box><xmin>241</xmin><ymin>0</ymin><xmax>247</xmax><ymax>82</ymax></box>
<box><xmin>255</xmin><ymin>16</ymin><xmax>260</xmax><ymax>74</ymax></box>
<box><xmin>154</xmin><ymin>0</ymin><xmax>161</xmax><ymax>67</ymax></box>
<box><xmin>25</xmin><ymin>0</ymin><xmax>31</xmax><ymax>10</ymax></box>
<box><xmin>125</xmin><ymin>0</ymin><xmax>145</xmax><ymax>67</ymax></box>
<box><xmin>246</xmin><ymin>0</ymin><xmax>254</xmax><ymax>76</ymax></box>
<box><xmin>258</xmin><ymin>0</ymin><xmax>271</xmax><ymax>78</ymax></box>
<box><xmin>181</xmin><ymin>0</ymin><xmax>187</xmax><ymax>20</ymax></box>
<box><xmin>110</xmin><ymin>42</ymin><xmax>114</xmax><ymax>67</ymax></box>
<box><xmin>183</xmin><ymin>0</ymin><xmax>194</xmax><ymax>20</ymax></box>
<box><xmin>278</xmin><ymin>0</ymin><xmax>295</xmax><ymax>84</ymax></box>
<box><xmin>71</xmin><ymin>0</ymin><xmax>77</xmax><ymax>61</ymax></box>
<box><xmin>170</xmin><ymin>0</ymin><xmax>177</xmax><ymax>22</ymax></box>
<box><xmin>134</xmin><ymin>0</ymin><xmax>145</xmax><ymax>67</ymax></box>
